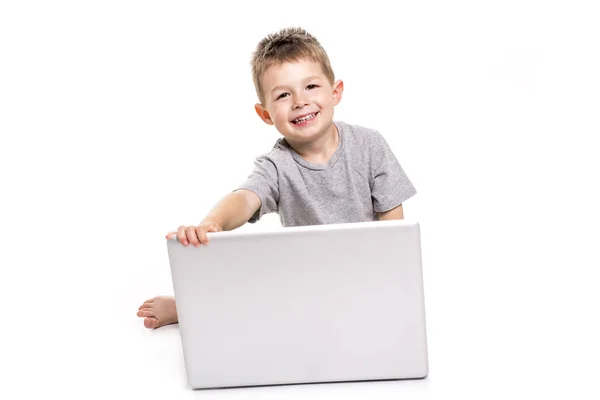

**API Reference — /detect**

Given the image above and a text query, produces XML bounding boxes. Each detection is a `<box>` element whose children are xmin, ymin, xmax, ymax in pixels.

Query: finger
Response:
<box><xmin>196</xmin><ymin>226</ymin><xmax>206</xmax><ymax>244</ymax></box>
<box><xmin>186</xmin><ymin>226</ymin><xmax>201</xmax><ymax>247</ymax></box>
<box><xmin>196</xmin><ymin>227</ymin><xmax>209</xmax><ymax>244</ymax></box>
<box><xmin>166</xmin><ymin>231</ymin><xmax>176</xmax><ymax>239</ymax></box>
<box><xmin>177</xmin><ymin>226</ymin><xmax>188</xmax><ymax>246</ymax></box>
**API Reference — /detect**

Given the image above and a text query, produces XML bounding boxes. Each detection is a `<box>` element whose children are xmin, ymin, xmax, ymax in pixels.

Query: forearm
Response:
<box><xmin>201</xmin><ymin>190</ymin><xmax>258</xmax><ymax>231</ymax></box>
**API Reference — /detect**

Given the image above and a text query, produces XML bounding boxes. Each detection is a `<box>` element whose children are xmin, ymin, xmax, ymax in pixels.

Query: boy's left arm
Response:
<box><xmin>377</xmin><ymin>204</ymin><xmax>404</xmax><ymax>221</ymax></box>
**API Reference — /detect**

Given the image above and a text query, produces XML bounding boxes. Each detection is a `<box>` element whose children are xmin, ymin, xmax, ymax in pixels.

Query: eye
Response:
<box><xmin>276</xmin><ymin>93</ymin><xmax>289</xmax><ymax>100</ymax></box>
<box><xmin>307</xmin><ymin>84</ymin><xmax>318</xmax><ymax>90</ymax></box>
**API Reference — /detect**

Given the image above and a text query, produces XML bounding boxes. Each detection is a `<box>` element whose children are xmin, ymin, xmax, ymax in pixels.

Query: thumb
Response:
<box><xmin>208</xmin><ymin>223</ymin><xmax>222</xmax><ymax>232</ymax></box>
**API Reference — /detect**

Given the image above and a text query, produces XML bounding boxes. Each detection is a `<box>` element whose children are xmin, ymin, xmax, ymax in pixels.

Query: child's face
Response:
<box><xmin>255</xmin><ymin>59</ymin><xmax>343</xmax><ymax>145</ymax></box>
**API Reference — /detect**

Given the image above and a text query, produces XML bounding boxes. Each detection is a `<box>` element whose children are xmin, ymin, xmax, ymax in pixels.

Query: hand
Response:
<box><xmin>166</xmin><ymin>221</ymin><xmax>223</xmax><ymax>247</ymax></box>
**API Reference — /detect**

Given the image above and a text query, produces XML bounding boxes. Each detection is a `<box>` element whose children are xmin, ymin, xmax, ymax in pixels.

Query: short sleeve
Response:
<box><xmin>370</xmin><ymin>132</ymin><xmax>417</xmax><ymax>212</ymax></box>
<box><xmin>237</xmin><ymin>155</ymin><xmax>280</xmax><ymax>223</ymax></box>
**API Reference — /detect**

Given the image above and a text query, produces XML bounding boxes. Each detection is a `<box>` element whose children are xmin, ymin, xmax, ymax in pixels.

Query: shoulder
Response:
<box><xmin>252</xmin><ymin>138</ymin><xmax>296</xmax><ymax>169</ymax></box>
<box><xmin>335</xmin><ymin>120</ymin><xmax>387</xmax><ymax>149</ymax></box>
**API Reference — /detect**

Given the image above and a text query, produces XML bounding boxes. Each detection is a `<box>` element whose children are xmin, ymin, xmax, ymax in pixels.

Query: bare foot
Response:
<box><xmin>137</xmin><ymin>296</ymin><xmax>178</xmax><ymax>329</ymax></box>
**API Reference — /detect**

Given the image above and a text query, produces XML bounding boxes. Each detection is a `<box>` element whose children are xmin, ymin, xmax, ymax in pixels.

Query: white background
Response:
<box><xmin>1</xmin><ymin>0</ymin><xmax>599</xmax><ymax>398</ymax></box>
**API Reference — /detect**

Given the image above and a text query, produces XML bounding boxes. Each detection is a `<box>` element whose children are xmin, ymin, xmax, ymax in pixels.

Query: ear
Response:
<box><xmin>254</xmin><ymin>103</ymin><xmax>274</xmax><ymax>125</ymax></box>
<box><xmin>332</xmin><ymin>80</ymin><xmax>344</xmax><ymax>106</ymax></box>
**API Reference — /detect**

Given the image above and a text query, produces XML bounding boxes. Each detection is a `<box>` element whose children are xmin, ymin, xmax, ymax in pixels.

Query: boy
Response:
<box><xmin>137</xmin><ymin>27</ymin><xmax>416</xmax><ymax>329</ymax></box>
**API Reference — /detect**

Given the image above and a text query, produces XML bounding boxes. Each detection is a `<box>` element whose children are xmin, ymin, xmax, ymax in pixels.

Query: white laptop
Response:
<box><xmin>167</xmin><ymin>219</ymin><xmax>429</xmax><ymax>389</ymax></box>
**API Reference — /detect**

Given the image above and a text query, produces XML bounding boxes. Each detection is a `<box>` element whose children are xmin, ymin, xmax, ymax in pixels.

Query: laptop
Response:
<box><xmin>167</xmin><ymin>219</ymin><xmax>429</xmax><ymax>389</ymax></box>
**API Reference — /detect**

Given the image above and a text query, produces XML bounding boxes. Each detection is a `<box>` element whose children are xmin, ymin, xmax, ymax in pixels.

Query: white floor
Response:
<box><xmin>4</xmin><ymin>208</ymin><xmax>599</xmax><ymax>399</ymax></box>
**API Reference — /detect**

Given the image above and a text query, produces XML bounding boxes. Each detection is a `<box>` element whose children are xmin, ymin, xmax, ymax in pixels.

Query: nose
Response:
<box><xmin>293</xmin><ymin>92</ymin><xmax>309</xmax><ymax>109</ymax></box>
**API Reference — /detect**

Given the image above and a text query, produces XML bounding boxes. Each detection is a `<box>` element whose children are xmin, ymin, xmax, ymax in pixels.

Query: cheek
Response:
<box><xmin>275</xmin><ymin>107</ymin><xmax>288</xmax><ymax>121</ymax></box>
<box><xmin>315</xmin><ymin>92</ymin><xmax>331</xmax><ymax>106</ymax></box>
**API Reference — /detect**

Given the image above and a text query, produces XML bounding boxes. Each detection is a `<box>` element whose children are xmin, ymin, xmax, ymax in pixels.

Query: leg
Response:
<box><xmin>137</xmin><ymin>295</ymin><xmax>178</xmax><ymax>329</ymax></box>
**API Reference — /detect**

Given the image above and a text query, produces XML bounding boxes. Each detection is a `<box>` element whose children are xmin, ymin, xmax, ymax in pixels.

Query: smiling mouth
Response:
<box><xmin>291</xmin><ymin>112</ymin><xmax>318</xmax><ymax>124</ymax></box>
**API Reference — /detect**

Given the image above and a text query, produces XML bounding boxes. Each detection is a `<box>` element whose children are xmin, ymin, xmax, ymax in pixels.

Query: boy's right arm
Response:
<box><xmin>166</xmin><ymin>189</ymin><xmax>261</xmax><ymax>247</ymax></box>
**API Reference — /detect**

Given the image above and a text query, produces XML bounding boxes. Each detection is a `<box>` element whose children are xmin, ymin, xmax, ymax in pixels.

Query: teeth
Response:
<box><xmin>294</xmin><ymin>113</ymin><xmax>316</xmax><ymax>124</ymax></box>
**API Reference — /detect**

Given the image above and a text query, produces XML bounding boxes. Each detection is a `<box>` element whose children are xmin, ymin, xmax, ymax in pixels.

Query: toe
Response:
<box><xmin>139</xmin><ymin>298</ymin><xmax>157</xmax><ymax>309</ymax></box>
<box><xmin>144</xmin><ymin>317</ymin><xmax>159</xmax><ymax>329</ymax></box>
<box><xmin>137</xmin><ymin>310</ymin><xmax>153</xmax><ymax>317</ymax></box>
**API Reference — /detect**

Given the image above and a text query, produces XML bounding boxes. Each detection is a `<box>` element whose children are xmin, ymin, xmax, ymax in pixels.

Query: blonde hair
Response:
<box><xmin>251</xmin><ymin>27</ymin><xmax>335</xmax><ymax>104</ymax></box>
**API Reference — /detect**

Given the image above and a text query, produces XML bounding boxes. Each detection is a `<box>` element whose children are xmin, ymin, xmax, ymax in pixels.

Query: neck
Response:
<box><xmin>288</xmin><ymin>123</ymin><xmax>339</xmax><ymax>165</ymax></box>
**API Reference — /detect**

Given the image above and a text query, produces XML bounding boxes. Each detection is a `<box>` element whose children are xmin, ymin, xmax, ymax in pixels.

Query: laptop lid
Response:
<box><xmin>167</xmin><ymin>219</ymin><xmax>428</xmax><ymax>389</ymax></box>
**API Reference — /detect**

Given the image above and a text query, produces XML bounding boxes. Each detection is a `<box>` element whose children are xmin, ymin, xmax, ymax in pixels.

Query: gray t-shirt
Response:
<box><xmin>238</xmin><ymin>120</ymin><xmax>416</xmax><ymax>227</ymax></box>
